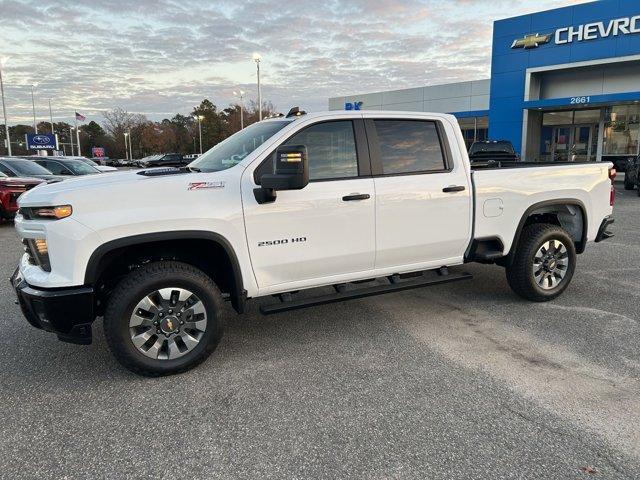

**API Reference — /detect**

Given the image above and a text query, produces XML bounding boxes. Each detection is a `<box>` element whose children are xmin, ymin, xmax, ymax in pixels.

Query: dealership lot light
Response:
<box><xmin>0</xmin><ymin>56</ymin><xmax>11</xmax><ymax>156</ymax></box>
<box><xmin>233</xmin><ymin>90</ymin><xmax>245</xmax><ymax>129</ymax></box>
<box><xmin>253</xmin><ymin>53</ymin><xmax>262</xmax><ymax>121</ymax></box>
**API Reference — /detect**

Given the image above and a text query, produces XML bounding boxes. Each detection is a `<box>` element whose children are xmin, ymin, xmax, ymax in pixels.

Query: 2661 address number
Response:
<box><xmin>570</xmin><ymin>96</ymin><xmax>591</xmax><ymax>104</ymax></box>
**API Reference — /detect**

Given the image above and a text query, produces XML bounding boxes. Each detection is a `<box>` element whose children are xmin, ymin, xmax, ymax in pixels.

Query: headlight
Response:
<box><xmin>30</xmin><ymin>205</ymin><xmax>73</xmax><ymax>220</ymax></box>
<box><xmin>23</xmin><ymin>238</ymin><xmax>51</xmax><ymax>272</ymax></box>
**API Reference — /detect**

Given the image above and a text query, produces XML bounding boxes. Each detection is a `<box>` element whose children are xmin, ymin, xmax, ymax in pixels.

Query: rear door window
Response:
<box><xmin>373</xmin><ymin>120</ymin><xmax>447</xmax><ymax>175</ymax></box>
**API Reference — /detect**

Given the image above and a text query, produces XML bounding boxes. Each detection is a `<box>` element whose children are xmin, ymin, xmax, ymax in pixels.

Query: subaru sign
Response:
<box><xmin>26</xmin><ymin>133</ymin><xmax>57</xmax><ymax>150</ymax></box>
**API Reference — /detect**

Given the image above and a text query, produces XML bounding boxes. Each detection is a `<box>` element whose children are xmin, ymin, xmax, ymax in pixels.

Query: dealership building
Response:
<box><xmin>329</xmin><ymin>0</ymin><xmax>640</xmax><ymax>168</ymax></box>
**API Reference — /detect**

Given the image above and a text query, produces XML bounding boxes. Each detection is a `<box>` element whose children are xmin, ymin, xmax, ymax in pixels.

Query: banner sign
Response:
<box><xmin>92</xmin><ymin>147</ymin><xmax>105</xmax><ymax>158</ymax></box>
<box><xmin>25</xmin><ymin>133</ymin><xmax>57</xmax><ymax>150</ymax></box>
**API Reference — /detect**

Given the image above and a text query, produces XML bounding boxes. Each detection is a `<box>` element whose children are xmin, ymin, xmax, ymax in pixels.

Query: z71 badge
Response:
<box><xmin>258</xmin><ymin>237</ymin><xmax>307</xmax><ymax>247</ymax></box>
<box><xmin>188</xmin><ymin>181</ymin><xmax>225</xmax><ymax>190</ymax></box>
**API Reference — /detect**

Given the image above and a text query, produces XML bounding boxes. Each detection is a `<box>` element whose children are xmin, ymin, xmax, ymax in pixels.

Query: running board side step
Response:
<box><xmin>260</xmin><ymin>271</ymin><xmax>473</xmax><ymax>315</ymax></box>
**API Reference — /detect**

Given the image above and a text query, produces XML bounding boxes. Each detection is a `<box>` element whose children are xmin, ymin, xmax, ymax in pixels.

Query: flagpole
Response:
<box><xmin>74</xmin><ymin>112</ymin><xmax>81</xmax><ymax>156</ymax></box>
<box><xmin>70</xmin><ymin>127</ymin><xmax>74</xmax><ymax>156</ymax></box>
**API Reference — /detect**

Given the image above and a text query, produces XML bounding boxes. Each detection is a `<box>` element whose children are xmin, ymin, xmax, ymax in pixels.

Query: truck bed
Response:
<box><xmin>471</xmin><ymin>162</ymin><xmax>613</xmax><ymax>255</ymax></box>
<box><xmin>471</xmin><ymin>160</ymin><xmax>594</xmax><ymax>170</ymax></box>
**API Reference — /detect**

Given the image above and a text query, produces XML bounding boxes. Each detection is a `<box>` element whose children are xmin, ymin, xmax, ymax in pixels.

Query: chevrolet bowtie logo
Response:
<box><xmin>511</xmin><ymin>33</ymin><xmax>552</xmax><ymax>49</ymax></box>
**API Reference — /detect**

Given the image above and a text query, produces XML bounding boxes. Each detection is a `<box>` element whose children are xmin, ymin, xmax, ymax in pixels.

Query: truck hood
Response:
<box><xmin>20</xmin><ymin>169</ymin><xmax>145</xmax><ymax>199</ymax></box>
<box><xmin>17</xmin><ymin>167</ymin><xmax>236</xmax><ymax>213</ymax></box>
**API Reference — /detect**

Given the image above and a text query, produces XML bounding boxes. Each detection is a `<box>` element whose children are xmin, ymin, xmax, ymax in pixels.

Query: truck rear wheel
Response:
<box><xmin>624</xmin><ymin>173</ymin><xmax>635</xmax><ymax>190</ymax></box>
<box><xmin>506</xmin><ymin>224</ymin><xmax>576</xmax><ymax>302</ymax></box>
<box><xmin>104</xmin><ymin>261</ymin><xmax>223</xmax><ymax>376</ymax></box>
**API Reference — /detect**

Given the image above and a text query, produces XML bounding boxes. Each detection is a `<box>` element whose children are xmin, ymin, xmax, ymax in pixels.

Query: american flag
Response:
<box><xmin>75</xmin><ymin>111</ymin><xmax>86</xmax><ymax>122</ymax></box>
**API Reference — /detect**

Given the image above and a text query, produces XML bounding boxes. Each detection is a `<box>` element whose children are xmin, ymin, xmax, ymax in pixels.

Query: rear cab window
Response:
<box><xmin>368</xmin><ymin>119</ymin><xmax>448</xmax><ymax>175</ymax></box>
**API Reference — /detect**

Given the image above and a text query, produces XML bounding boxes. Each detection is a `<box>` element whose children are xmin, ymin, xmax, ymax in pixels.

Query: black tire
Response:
<box><xmin>104</xmin><ymin>261</ymin><xmax>223</xmax><ymax>376</ymax></box>
<box><xmin>624</xmin><ymin>174</ymin><xmax>635</xmax><ymax>190</ymax></box>
<box><xmin>506</xmin><ymin>223</ymin><xmax>577</xmax><ymax>302</ymax></box>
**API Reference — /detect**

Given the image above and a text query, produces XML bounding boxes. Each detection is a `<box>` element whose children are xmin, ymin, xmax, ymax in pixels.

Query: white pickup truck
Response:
<box><xmin>11</xmin><ymin>109</ymin><xmax>616</xmax><ymax>376</ymax></box>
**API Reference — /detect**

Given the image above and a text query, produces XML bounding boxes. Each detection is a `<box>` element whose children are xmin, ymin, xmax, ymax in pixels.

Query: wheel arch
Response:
<box><xmin>85</xmin><ymin>231</ymin><xmax>246</xmax><ymax>314</ymax></box>
<box><xmin>503</xmin><ymin>199</ymin><xmax>588</xmax><ymax>266</ymax></box>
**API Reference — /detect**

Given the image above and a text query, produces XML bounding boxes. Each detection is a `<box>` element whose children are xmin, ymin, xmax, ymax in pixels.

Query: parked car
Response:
<box><xmin>105</xmin><ymin>158</ymin><xmax>131</xmax><ymax>167</ymax></box>
<box><xmin>0</xmin><ymin>158</ymin><xmax>65</xmax><ymax>183</ymax></box>
<box><xmin>74</xmin><ymin>157</ymin><xmax>118</xmax><ymax>172</ymax></box>
<box><xmin>139</xmin><ymin>153</ymin><xmax>188</xmax><ymax>168</ymax></box>
<box><xmin>0</xmin><ymin>172</ymin><xmax>44</xmax><ymax>220</ymax></box>
<box><xmin>469</xmin><ymin>140</ymin><xmax>520</xmax><ymax>163</ymax></box>
<box><xmin>32</xmin><ymin>157</ymin><xmax>102</xmax><ymax>176</ymax></box>
<box><xmin>624</xmin><ymin>155</ymin><xmax>640</xmax><ymax>195</ymax></box>
<box><xmin>11</xmin><ymin>110</ymin><xmax>615</xmax><ymax>376</ymax></box>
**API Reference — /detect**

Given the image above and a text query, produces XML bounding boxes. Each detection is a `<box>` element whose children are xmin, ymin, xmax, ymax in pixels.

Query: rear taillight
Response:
<box><xmin>609</xmin><ymin>167</ymin><xmax>616</xmax><ymax>207</ymax></box>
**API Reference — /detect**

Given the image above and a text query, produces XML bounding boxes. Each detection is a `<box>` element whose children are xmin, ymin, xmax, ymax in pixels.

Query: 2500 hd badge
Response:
<box><xmin>258</xmin><ymin>237</ymin><xmax>307</xmax><ymax>247</ymax></box>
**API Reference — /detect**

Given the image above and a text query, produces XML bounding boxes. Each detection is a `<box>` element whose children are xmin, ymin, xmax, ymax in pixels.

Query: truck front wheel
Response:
<box><xmin>506</xmin><ymin>224</ymin><xmax>577</xmax><ymax>302</ymax></box>
<box><xmin>104</xmin><ymin>261</ymin><xmax>224</xmax><ymax>376</ymax></box>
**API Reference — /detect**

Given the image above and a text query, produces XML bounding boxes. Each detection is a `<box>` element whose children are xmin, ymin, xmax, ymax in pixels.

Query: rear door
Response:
<box><xmin>365</xmin><ymin>115</ymin><xmax>472</xmax><ymax>270</ymax></box>
<box><xmin>242</xmin><ymin>117</ymin><xmax>376</xmax><ymax>292</ymax></box>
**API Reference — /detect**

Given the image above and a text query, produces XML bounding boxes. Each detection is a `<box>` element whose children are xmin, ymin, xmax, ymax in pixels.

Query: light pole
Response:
<box><xmin>70</xmin><ymin>127</ymin><xmax>75</xmax><ymax>156</ymax></box>
<box><xmin>123</xmin><ymin>132</ymin><xmax>129</xmax><ymax>161</ymax></box>
<box><xmin>30</xmin><ymin>84</ymin><xmax>38</xmax><ymax>133</ymax></box>
<box><xmin>128</xmin><ymin>130</ymin><xmax>133</xmax><ymax>160</ymax></box>
<box><xmin>196</xmin><ymin>115</ymin><xmax>203</xmax><ymax>154</ymax></box>
<box><xmin>253</xmin><ymin>53</ymin><xmax>262</xmax><ymax>121</ymax></box>
<box><xmin>233</xmin><ymin>90</ymin><xmax>245</xmax><ymax>129</ymax></box>
<box><xmin>0</xmin><ymin>56</ymin><xmax>12</xmax><ymax>156</ymax></box>
<box><xmin>48</xmin><ymin>98</ymin><xmax>54</xmax><ymax>134</ymax></box>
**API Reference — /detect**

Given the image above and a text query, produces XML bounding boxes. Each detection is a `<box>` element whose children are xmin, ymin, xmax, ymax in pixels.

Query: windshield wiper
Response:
<box><xmin>181</xmin><ymin>166</ymin><xmax>201</xmax><ymax>172</ymax></box>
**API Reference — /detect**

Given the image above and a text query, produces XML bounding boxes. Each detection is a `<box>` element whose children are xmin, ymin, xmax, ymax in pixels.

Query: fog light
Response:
<box><xmin>34</xmin><ymin>239</ymin><xmax>48</xmax><ymax>255</ymax></box>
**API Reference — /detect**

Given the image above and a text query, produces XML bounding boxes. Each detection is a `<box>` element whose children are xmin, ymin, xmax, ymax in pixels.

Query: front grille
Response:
<box><xmin>21</xmin><ymin>238</ymin><xmax>51</xmax><ymax>272</ymax></box>
<box><xmin>22</xmin><ymin>239</ymin><xmax>37</xmax><ymax>266</ymax></box>
<box><xmin>18</xmin><ymin>207</ymin><xmax>34</xmax><ymax>220</ymax></box>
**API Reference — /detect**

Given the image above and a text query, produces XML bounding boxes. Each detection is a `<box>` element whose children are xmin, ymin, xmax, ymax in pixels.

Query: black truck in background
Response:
<box><xmin>468</xmin><ymin>140</ymin><xmax>520</xmax><ymax>163</ymax></box>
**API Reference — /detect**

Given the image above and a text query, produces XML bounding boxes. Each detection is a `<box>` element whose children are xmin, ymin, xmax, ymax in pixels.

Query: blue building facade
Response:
<box><xmin>330</xmin><ymin>0</ymin><xmax>640</xmax><ymax>168</ymax></box>
<box><xmin>490</xmin><ymin>0</ymin><xmax>640</xmax><ymax>166</ymax></box>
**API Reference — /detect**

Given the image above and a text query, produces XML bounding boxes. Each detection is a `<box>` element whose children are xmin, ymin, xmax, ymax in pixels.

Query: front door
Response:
<box><xmin>365</xmin><ymin>117</ymin><xmax>472</xmax><ymax>270</ymax></box>
<box><xmin>242</xmin><ymin>119</ymin><xmax>376</xmax><ymax>292</ymax></box>
<box><xmin>551</xmin><ymin>125</ymin><xmax>597</xmax><ymax>162</ymax></box>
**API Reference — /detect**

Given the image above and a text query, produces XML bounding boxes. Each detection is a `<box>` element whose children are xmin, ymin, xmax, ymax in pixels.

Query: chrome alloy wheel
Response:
<box><xmin>129</xmin><ymin>288</ymin><xmax>207</xmax><ymax>360</ymax></box>
<box><xmin>533</xmin><ymin>240</ymin><xmax>569</xmax><ymax>290</ymax></box>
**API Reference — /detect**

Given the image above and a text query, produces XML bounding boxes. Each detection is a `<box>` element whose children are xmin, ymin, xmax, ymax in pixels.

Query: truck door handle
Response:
<box><xmin>342</xmin><ymin>193</ymin><xmax>371</xmax><ymax>201</ymax></box>
<box><xmin>442</xmin><ymin>185</ymin><xmax>466</xmax><ymax>193</ymax></box>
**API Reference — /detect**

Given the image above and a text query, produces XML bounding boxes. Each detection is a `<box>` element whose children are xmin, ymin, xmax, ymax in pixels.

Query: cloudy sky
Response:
<box><xmin>0</xmin><ymin>0</ymin><xmax>585</xmax><ymax>125</ymax></box>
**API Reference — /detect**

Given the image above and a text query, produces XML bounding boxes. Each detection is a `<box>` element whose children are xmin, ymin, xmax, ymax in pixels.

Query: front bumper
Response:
<box><xmin>10</xmin><ymin>268</ymin><xmax>95</xmax><ymax>345</ymax></box>
<box><xmin>595</xmin><ymin>216</ymin><xmax>615</xmax><ymax>243</ymax></box>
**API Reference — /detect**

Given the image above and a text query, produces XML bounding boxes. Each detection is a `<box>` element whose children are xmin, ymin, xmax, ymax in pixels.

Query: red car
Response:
<box><xmin>0</xmin><ymin>172</ymin><xmax>44</xmax><ymax>220</ymax></box>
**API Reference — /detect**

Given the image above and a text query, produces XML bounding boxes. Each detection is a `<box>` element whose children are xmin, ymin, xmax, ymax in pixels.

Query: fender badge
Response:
<box><xmin>188</xmin><ymin>181</ymin><xmax>225</xmax><ymax>191</ymax></box>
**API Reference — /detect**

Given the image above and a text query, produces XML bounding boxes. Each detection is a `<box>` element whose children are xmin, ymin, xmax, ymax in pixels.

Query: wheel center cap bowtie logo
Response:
<box><xmin>511</xmin><ymin>33</ymin><xmax>552</xmax><ymax>49</ymax></box>
<box><xmin>161</xmin><ymin>317</ymin><xmax>177</xmax><ymax>333</ymax></box>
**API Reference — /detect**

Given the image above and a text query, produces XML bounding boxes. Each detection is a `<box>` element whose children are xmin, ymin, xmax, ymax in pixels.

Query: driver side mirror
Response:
<box><xmin>255</xmin><ymin>145</ymin><xmax>309</xmax><ymax>204</ymax></box>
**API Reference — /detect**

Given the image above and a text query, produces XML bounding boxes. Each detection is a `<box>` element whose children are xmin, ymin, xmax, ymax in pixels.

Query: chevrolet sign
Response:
<box><xmin>512</xmin><ymin>15</ymin><xmax>640</xmax><ymax>49</ymax></box>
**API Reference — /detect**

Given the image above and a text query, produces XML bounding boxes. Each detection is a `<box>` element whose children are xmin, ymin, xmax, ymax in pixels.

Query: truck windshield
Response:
<box><xmin>189</xmin><ymin>120</ymin><xmax>292</xmax><ymax>173</ymax></box>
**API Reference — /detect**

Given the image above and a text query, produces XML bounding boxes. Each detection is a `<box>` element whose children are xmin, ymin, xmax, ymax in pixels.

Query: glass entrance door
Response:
<box><xmin>551</xmin><ymin>124</ymin><xmax>598</xmax><ymax>161</ymax></box>
<box><xmin>552</xmin><ymin>127</ymin><xmax>571</xmax><ymax>161</ymax></box>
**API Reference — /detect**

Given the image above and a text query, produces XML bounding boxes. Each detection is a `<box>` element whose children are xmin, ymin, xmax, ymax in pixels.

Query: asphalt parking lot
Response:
<box><xmin>0</xmin><ymin>186</ymin><xmax>638</xmax><ymax>479</ymax></box>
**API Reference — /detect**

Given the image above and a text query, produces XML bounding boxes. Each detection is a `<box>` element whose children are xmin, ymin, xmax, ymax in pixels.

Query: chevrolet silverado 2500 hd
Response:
<box><xmin>11</xmin><ymin>110</ymin><xmax>616</xmax><ymax>376</ymax></box>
